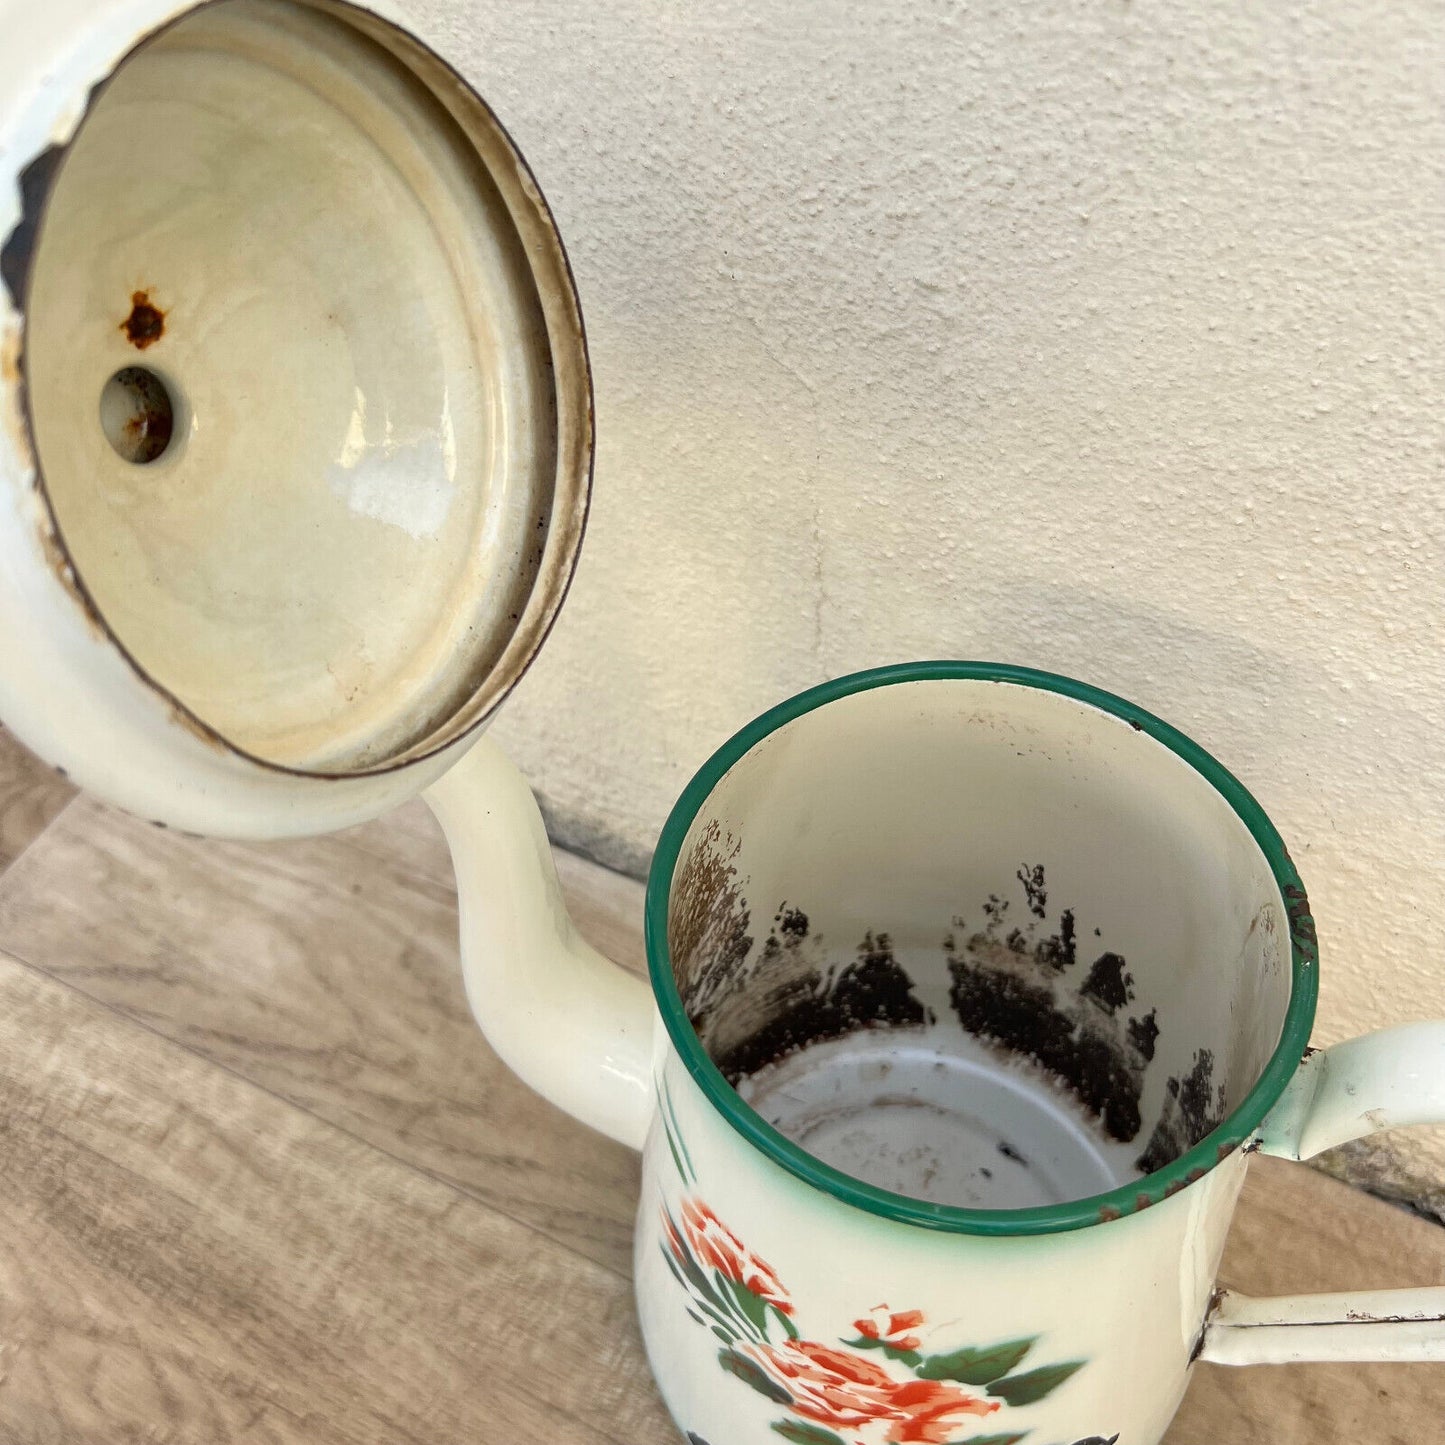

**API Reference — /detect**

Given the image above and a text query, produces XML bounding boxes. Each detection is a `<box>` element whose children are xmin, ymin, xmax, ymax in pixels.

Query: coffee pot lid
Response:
<box><xmin>0</xmin><ymin>0</ymin><xmax>590</xmax><ymax>813</ymax></box>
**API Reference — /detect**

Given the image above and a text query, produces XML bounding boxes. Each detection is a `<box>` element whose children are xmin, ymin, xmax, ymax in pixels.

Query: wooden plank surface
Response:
<box><xmin>0</xmin><ymin>729</ymin><xmax>1439</xmax><ymax>1443</ymax></box>
<box><xmin>0</xmin><ymin>793</ymin><xmax>643</xmax><ymax>1280</ymax></box>
<box><xmin>0</xmin><ymin>729</ymin><xmax>74</xmax><ymax>871</ymax></box>
<box><xmin>0</xmin><ymin>947</ymin><xmax>668</xmax><ymax>1445</ymax></box>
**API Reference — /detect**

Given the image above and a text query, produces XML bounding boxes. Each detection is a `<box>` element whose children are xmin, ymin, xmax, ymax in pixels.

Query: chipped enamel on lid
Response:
<box><xmin>19</xmin><ymin>0</ymin><xmax>588</xmax><ymax>774</ymax></box>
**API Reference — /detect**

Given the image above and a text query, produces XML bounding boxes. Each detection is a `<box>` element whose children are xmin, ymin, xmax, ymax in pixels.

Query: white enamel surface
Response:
<box><xmin>424</xmin><ymin>735</ymin><xmax>654</xmax><ymax>1149</ymax></box>
<box><xmin>25</xmin><ymin>0</ymin><xmax>559</xmax><ymax>772</ymax></box>
<box><xmin>640</xmin><ymin>1056</ymin><xmax>1245</xmax><ymax>1445</ymax></box>
<box><xmin>1201</xmin><ymin>1288</ymin><xmax>1445</xmax><ymax>1367</ymax></box>
<box><xmin>739</xmin><ymin>1027</ymin><xmax>1139</xmax><ymax>1210</ymax></box>
<box><xmin>1260</xmin><ymin>1021</ymin><xmax>1445</xmax><ymax>1161</ymax></box>
<box><xmin>1198</xmin><ymin>1020</ymin><xmax>1445</xmax><ymax>1366</ymax></box>
<box><xmin>0</xmin><ymin>0</ymin><xmax>590</xmax><ymax>834</ymax></box>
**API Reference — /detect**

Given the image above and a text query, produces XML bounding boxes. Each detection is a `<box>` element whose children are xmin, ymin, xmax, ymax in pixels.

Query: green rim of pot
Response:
<box><xmin>644</xmin><ymin>661</ymin><xmax>1317</xmax><ymax>1235</ymax></box>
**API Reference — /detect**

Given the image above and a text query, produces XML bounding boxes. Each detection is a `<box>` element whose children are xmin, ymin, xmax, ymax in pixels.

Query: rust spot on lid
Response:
<box><xmin>1098</xmin><ymin>1204</ymin><xmax>1121</xmax><ymax>1222</ymax></box>
<box><xmin>1</xmin><ymin>324</ymin><xmax>35</xmax><ymax>471</ymax></box>
<box><xmin>1135</xmin><ymin>1192</ymin><xmax>1153</xmax><ymax>1211</ymax></box>
<box><xmin>121</xmin><ymin>291</ymin><xmax>166</xmax><ymax>349</ymax></box>
<box><xmin>164</xmin><ymin>695</ymin><xmax>230</xmax><ymax>753</ymax></box>
<box><xmin>1</xmin><ymin>327</ymin><xmax>19</xmax><ymax>387</ymax></box>
<box><xmin>35</xmin><ymin>519</ymin><xmax>107</xmax><ymax>641</ymax></box>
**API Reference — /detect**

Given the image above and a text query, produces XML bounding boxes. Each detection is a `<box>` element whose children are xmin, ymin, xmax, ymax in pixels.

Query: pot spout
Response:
<box><xmin>425</xmin><ymin>736</ymin><xmax>655</xmax><ymax>1150</ymax></box>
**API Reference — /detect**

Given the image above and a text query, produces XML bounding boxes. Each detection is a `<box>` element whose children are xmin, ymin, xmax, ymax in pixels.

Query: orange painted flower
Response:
<box><xmin>854</xmin><ymin>1305</ymin><xmax>926</xmax><ymax>1352</ymax></box>
<box><xmin>746</xmin><ymin>1340</ymin><xmax>998</xmax><ymax>1440</ymax></box>
<box><xmin>681</xmin><ymin>1198</ymin><xmax>794</xmax><ymax>1316</ymax></box>
<box><xmin>881</xmin><ymin>1378</ymin><xmax>1000</xmax><ymax>1444</ymax></box>
<box><xmin>745</xmin><ymin>1340</ymin><xmax>899</xmax><ymax>1430</ymax></box>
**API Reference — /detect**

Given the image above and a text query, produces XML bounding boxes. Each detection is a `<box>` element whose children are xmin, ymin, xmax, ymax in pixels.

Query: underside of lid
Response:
<box><xmin>14</xmin><ymin>0</ymin><xmax>591</xmax><ymax>775</ymax></box>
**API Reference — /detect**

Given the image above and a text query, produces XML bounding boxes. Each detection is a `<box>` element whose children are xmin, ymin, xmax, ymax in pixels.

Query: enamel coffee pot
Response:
<box><xmin>0</xmin><ymin>0</ymin><xmax>652</xmax><ymax>1144</ymax></box>
<box><xmin>3</xmin><ymin>9</ymin><xmax>1443</xmax><ymax>1445</ymax></box>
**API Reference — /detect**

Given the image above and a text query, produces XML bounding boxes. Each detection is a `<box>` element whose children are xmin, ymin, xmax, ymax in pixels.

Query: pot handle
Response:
<box><xmin>1199</xmin><ymin>1022</ymin><xmax>1445</xmax><ymax>1366</ymax></box>
<box><xmin>424</xmin><ymin>735</ymin><xmax>654</xmax><ymax>1150</ymax></box>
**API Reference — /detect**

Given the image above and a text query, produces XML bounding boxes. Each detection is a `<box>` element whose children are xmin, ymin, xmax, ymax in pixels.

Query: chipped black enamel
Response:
<box><xmin>947</xmin><ymin>866</ymin><xmax>1155</xmax><ymax>1144</ymax></box>
<box><xmin>1079</xmin><ymin>952</ymin><xmax>1132</xmax><ymax>1013</ymax></box>
<box><xmin>670</xmin><ymin>826</ymin><xmax>934</xmax><ymax>1084</ymax></box>
<box><xmin>1</xmin><ymin>144</ymin><xmax>65</xmax><ymax>312</ymax></box>
<box><xmin>671</xmin><ymin>840</ymin><xmax>1244</xmax><ymax>1180</ymax></box>
<box><xmin>1017</xmin><ymin>862</ymin><xmax>1048</xmax><ymax>918</ymax></box>
<box><xmin>1136</xmin><ymin>1047</ymin><xmax>1228</xmax><ymax>1174</ymax></box>
<box><xmin>712</xmin><ymin>927</ymin><xmax>931</xmax><ymax>1084</ymax></box>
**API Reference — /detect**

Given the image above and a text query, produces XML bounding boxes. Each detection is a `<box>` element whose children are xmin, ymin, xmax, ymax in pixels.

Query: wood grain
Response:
<box><xmin>0</xmin><ymin>728</ymin><xmax>75</xmax><ymax>874</ymax></box>
<box><xmin>0</xmin><ymin>945</ymin><xmax>675</xmax><ymax>1445</ymax></box>
<box><xmin>0</xmin><ymin>777</ymin><xmax>1439</xmax><ymax>1443</ymax></box>
<box><xmin>0</xmin><ymin>797</ymin><xmax>644</xmax><ymax>1279</ymax></box>
<box><xmin>1170</xmin><ymin>1155</ymin><xmax>1445</xmax><ymax>1443</ymax></box>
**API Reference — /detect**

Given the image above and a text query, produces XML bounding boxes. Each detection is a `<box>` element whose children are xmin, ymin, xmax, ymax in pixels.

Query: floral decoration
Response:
<box><xmin>657</xmin><ymin>1083</ymin><xmax>1119</xmax><ymax>1445</ymax></box>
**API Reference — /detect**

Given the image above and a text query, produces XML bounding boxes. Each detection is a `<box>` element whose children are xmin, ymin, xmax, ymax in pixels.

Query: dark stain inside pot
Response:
<box><xmin>710</xmin><ymin>918</ymin><xmax>932</xmax><ymax>1083</ymax></box>
<box><xmin>669</xmin><ymin>825</ymin><xmax>1230</xmax><ymax>1209</ymax></box>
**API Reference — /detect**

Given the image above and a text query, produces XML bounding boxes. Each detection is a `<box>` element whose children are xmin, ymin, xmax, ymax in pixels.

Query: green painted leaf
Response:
<box><xmin>663</xmin><ymin>1122</ymin><xmax>690</xmax><ymax>1183</ymax></box>
<box><xmin>916</xmin><ymin>1338</ymin><xmax>1036</xmax><ymax>1385</ymax></box>
<box><xmin>718</xmin><ymin>1348</ymin><xmax>791</xmax><ymax>1405</ymax></box>
<box><xmin>665</xmin><ymin>1085</ymin><xmax>698</xmax><ymax>1182</ymax></box>
<box><xmin>770</xmin><ymin>1423</ymin><xmax>848</xmax><ymax>1445</ymax></box>
<box><xmin>771</xmin><ymin>1303</ymin><xmax>801</xmax><ymax>1340</ymax></box>
<box><xmin>986</xmin><ymin>1360</ymin><xmax>1086</xmax><ymax>1406</ymax></box>
<box><xmin>944</xmin><ymin>1434</ymin><xmax>1028</xmax><ymax>1445</ymax></box>
<box><xmin>664</xmin><ymin>1248</ymin><xmax>742</xmax><ymax>1339</ymax></box>
<box><xmin>708</xmin><ymin>1274</ymin><xmax>765</xmax><ymax>1340</ymax></box>
<box><xmin>724</xmin><ymin>1274</ymin><xmax>773</xmax><ymax>1340</ymax></box>
<box><xmin>674</xmin><ymin>1241</ymin><xmax>726</xmax><ymax>1310</ymax></box>
<box><xmin>697</xmin><ymin>1296</ymin><xmax>744</xmax><ymax>1338</ymax></box>
<box><xmin>661</xmin><ymin>1246</ymin><xmax>688</xmax><ymax>1286</ymax></box>
<box><xmin>694</xmin><ymin>1302</ymin><xmax>737</xmax><ymax>1336</ymax></box>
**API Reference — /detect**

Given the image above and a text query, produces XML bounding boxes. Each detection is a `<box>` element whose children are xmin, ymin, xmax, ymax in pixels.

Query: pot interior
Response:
<box><xmin>666</xmin><ymin>676</ymin><xmax>1296</xmax><ymax>1210</ymax></box>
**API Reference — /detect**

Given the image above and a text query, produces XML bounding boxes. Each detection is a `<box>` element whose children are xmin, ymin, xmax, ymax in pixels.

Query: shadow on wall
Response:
<box><xmin>536</xmin><ymin>571</ymin><xmax>1303</xmax><ymax>883</ymax></box>
<box><xmin>842</xmin><ymin>573</ymin><xmax>1303</xmax><ymax>767</ymax></box>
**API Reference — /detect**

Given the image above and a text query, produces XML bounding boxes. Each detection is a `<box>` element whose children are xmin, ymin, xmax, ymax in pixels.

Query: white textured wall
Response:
<box><xmin>420</xmin><ymin>2</ymin><xmax>1444</xmax><ymax>1197</ymax></box>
